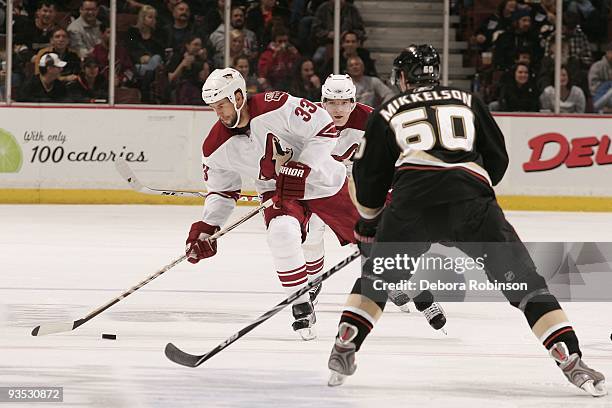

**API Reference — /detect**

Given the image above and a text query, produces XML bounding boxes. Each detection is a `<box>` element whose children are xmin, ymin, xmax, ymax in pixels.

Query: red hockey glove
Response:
<box><xmin>275</xmin><ymin>161</ymin><xmax>311</xmax><ymax>202</ymax></box>
<box><xmin>186</xmin><ymin>221</ymin><xmax>220</xmax><ymax>264</ymax></box>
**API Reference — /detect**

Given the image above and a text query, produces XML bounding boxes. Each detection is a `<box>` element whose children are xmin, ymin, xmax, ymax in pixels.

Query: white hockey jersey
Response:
<box><xmin>200</xmin><ymin>91</ymin><xmax>346</xmax><ymax>227</ymax></box>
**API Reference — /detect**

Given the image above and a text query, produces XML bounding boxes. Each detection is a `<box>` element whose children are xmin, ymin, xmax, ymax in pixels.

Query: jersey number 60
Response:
<box><xmin>392</xmin><ymin>105</ymin><xmax>475</xmax><ymax>152</ymax></box>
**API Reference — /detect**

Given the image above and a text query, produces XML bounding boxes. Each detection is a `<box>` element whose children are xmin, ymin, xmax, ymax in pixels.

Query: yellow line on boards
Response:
<box><xmin>1</xmin><ymin>189</ymin><xmax>612</xmax><ymax>211</ymax></box>
<box><xmin>497</xmin><ymin>195</ymin><xmax>612</xmax><ymax>212</ymax></box>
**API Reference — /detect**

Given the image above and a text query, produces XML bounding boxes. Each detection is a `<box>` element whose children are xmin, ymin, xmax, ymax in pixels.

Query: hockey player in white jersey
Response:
<box><xmin>307</xmin><ymin>74</ymin><xmax>448</xmax><ymax>323</ymax></box>
<box><xmin>185</xmin><ymin>68</ymin><xmax>360</xmax><ymax>340</ymax></box>
<box><xmin>300</xmin><ymin>74</ymin><xmax>373</xmax><ymax>306</ymax></box>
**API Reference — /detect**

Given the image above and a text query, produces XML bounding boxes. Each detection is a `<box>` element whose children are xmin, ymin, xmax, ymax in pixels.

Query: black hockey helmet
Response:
<box><xmin>390</xmin><ymin>44</ymin><xmax>441</xmax><ymax>88</ymax></box>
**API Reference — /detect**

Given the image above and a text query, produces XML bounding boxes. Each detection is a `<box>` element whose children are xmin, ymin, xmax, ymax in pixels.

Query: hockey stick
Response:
<box><xmin>164</xmin><ymin>250</ymin><xmax>361</xmax><ymax>367</ymax></box>
<box><xmin>114</xmin><ymin>158</ymin><xmax>260</xmax><ymax>202</ymax></box>
<box><xmin>31</xmin><ymin>200</ymin><xmax>273</xmax><ymax>336</ymax></box>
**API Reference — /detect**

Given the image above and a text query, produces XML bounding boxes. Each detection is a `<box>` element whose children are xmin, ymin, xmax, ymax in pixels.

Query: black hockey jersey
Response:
<box><xmin>352</xmin><ymin>85</ymin><xmax>509</xmax><ymax>210</ymax></box>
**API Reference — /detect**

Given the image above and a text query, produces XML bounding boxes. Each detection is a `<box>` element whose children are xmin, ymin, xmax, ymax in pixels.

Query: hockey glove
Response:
<box><xmin>354</xmin><ymin>215</ymin><xmax>382</xmax><ymax>258</ymax></box>
<box><xmin>275</xmin><ymin>161</ymin><xmax>311</xmax><ymax>202</ymax></box>
<box><xmin>186</xmin><ymin>221</ymin><xmax>221</xmax><ymax>264</ymax></box>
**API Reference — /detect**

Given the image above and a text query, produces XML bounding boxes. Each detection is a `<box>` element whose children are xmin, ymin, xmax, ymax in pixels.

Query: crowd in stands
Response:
<box><xmin>2</xmin><ymin>0</ymin><xmax>610</xmax><ymax>113</ymax></box>
<box><xmin>0</xmin><ymin>0</ymin><xmax>398</xmax><ymax>107</ymax></box>
<box><xmin>466</xmin><ymin>0</ymin><xmax>612</xmax><ymax>113</ymax></box>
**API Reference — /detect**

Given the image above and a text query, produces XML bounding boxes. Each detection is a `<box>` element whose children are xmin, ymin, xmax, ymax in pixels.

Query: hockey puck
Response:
<box><xmin>102</xmin><ymin>333</ymin><xmax>117</xmax><ymax>340</ymax></box>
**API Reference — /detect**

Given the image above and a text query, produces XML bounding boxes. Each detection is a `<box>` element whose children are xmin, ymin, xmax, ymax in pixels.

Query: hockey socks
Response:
<box><xmin>306</xmin><ymin>256</ymin><xmax>325</xmax><ymax>281</ymax></box>
<box><xmin>336</xmin><ymin>278</ymin><xmax>386</xmax><ymax>351</ymax></box>
<box><xmin>522</xmin><ymin>294</ymin><xmax>581</xmax><ymax>357</ymax></box>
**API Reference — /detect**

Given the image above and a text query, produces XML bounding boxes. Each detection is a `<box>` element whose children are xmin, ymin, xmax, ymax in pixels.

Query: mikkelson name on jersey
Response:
<box><xmin>380</xmin><ymin>89</ymin><xmax>472</xmax><ymax>121</ymax></box>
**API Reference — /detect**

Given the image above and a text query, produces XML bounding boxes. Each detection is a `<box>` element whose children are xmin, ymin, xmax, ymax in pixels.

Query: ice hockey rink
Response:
<box><xmin>1</xmin><ymin>204</ymin><xmax>611</xmax><ymax>407</ymax></box>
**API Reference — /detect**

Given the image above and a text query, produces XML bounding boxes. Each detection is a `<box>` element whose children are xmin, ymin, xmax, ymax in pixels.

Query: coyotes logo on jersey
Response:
<box><xmin>259</xmin><ymin>133</ymin><xmax>294</xmax><ymax>180</ymax></box>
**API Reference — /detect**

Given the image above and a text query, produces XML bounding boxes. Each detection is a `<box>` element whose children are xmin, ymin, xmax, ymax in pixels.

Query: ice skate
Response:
<box><xmin>550</xmin><ymin>342</ymin><xmax>607</xmax><ymax>397</ymax></box>
<box><xmin>388</xmin><ymin>290</ymin><xmax>411</xmax><ymax>313</ymax></box>
<box><xmin>419</xmin><ymin>302</ymin><xmax>447</xmax><ymax>333</ymax></box>
<box><xmin>328</xmin><ymin>323</ymin><xmax>358</xmax><ymax>386</ymax></box>
<box><xmin>292</xmin><ymin>301</ymin><xmax>317</xmax><ymax>341</ymax></box>
<box><xmin>309</xmin><ymin>283</ymin><xmax>322</xmax><ymax>305</ymax></box>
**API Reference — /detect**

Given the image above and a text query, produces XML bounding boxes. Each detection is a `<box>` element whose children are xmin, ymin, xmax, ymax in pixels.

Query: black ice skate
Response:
<box><xmin>309</xmin><ymin>283</ymin><xmax>322</xmax><ymax>305</ymax></box>
<box><xmin>415</xmin><ymin>301</ymin><xmax>447</xmax><ymax>333</ymax></box>
<box><xmin>550</xmin><ymin>342</ymin><xmax>607</xmax><ymax>397</ymax></box>
<box><xmin>292</xmin><ymin>300</ymin><xmax>317</xmax><ymax>341</ymax></box>
<box><xmin>328</xmin><ymin>322</ymin><xmax>358</xmax><ymax>386</ymax></box>
<box><xmin>388</xmin><ymin>289</ymin><xmax>411</xmax><ymax>313</ymax></box>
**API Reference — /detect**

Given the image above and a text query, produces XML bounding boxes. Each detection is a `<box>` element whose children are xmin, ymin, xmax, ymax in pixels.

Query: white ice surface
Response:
<box><xmin>1</xmin><ymin>205</ymin><xmax>612</xmax><ymax>407</ymax></box>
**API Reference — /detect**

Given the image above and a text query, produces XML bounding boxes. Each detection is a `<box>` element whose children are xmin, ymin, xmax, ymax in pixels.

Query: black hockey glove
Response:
<box><xmin>353</xmin><ymin>214</ymin><xmax>382</xmax><ymax>258</ymax></box>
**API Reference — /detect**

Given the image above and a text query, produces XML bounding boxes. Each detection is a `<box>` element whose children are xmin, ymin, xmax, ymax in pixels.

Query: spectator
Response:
<box><xmin>577</xmin><ymin>0</ymin><xmax>610</xmax><ymax>42</ymax></box>
<box><xmin>68</xmin><ymin>0</ymin><xmax>102</xmax><ymax>58</ymax></box>
<box><xmin>126</xmin><ymin>5</ymin><xmax>165</xmax><ymax>77</ymax></box>
<box><xmin>346</xmin><ymin>55</ymin><xmax>393</xmax><ymax>107</ymax></box>
<box><xmin>311</xmin><ymin>0</ymin><xmax>365</xmax><ymax>63</ymax></box>
<box><xmin>34</xmin><ymin>27</ymin><xmax>81</xmax><ymax>83</ymax></box>
<box><xmin>11</xmin><ymin>0</ymin><xmax>34</xmax><ymax>48</ymax></box>
<box><xmin>322</xmin><ymin>30</ymin><xmax>376</xmax><ymax>78</ymax></box>
<box><xmin>17</xmin><ymin>52</ymin><xmax>67</xmax><ymax>102</ymax></box>
<box><xmin>156</xmin><ymin>0</ymin><xmax>180</xmax><ymax>29</ymax></box>
<box><xmin>175</xmin><ymin>59</ymin><xmax>211</xmax><ymax>104</ymax></box>
<box><xmin>16</xmin><ymin>0</ymin><xmax>57</xmax><ymax>52</ymax></box>
<box><xmin>489</xmin><ymin>47</ymin><xmax>536</xmax><ymax>102</ymax></box>
<box><xmin>246</xmin><ymin>0</ymin><xmax>291</xmax><ymax>53</ymax></box>
<box><xmin>543</xmin><ymin>12</ymin><xmax>592</xmax><ymax>72</ymax></box>
<box><xmin>232</xmin><ymin>54</ymin><xmax>267</xmax><ymax>94</ymax></box>
<box><xmin>530</xmin><ymin>0</ymin><xmax>556</xmax><ymax>31</ymax></box>
<box><xmin>588</xmin><ymin>42</ymin><xmax>612</xmax><ymax>112</ymax></box>
<box><xmin>288</xmin><ymin>0</ymin><xmax>312</xmax><ymax>53</ymax></box>
<box><xmin>566</xmin><ymin>0</ymin><xmax>595</xmax><ymax>20</ymax></box>
<box><xmin>66</xmin><ymin>56</ymin><xmax>108</xmax><ymax>102</ymax></box>
<box><xmin>257</xmin><ymin>25</ymin><xmax>301</xmax><ymax>91</ymax></box>
<box><xmin>209</xmin><ymin>5</ymin><xmax>258</xmax><ymax>65</ymax></box>
<box><xmin>162</xmin><ymin>1</ymin><xmax>193</xmax><ymax>52</ymax></box>
<box><xmin>200</xmin><ymin>0</ymin><xmax>225</xmax><ymax>38</ymax></box>
<box><xmin>539</xmin><ymin>65</ymin><xmax>585</xmax><ymax>113</ymax></box>
<box><xmin>474</xmin><ymin>0</ymin><xmax>517</xmax><ymax>51</ymax></box>
<box><xmin>92</xmin><ymin>21</ymin><xmax>136</xmax><ymax>87</ymax></box>
<box><xmin>289</xmin><ymin>57</ymin><xmax>321</xmax><ymax>101</ymax></box>
<box><xmin>498</xmin><ymin>63</ymin><xmax>539</xmax><ymax>112</ymax></box>
<box><xmin>539</xmin><ymin>12</ymin><xmax>592</xmax><ymax>98</ymax></box>
<box><xmin>213</xmin><ymin>29</ymin><xmax>247</xmax><ymax>68</ymax></box>
<box><xmin>493</xmin><ymin>8</ymin><xmax>542</xmax><ymax>70</ymax></box>
<box><xmin>167</xmin><ymin>34</ymin><xmax>207</xmax><ymax>84</ymax></box>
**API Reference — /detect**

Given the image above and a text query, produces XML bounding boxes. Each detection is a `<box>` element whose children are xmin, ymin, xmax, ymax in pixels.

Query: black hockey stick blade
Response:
<box><xmin>164</xmin><ymin>343</ymin><xmax>204</xmax><ymax>367</ymax></box>
<box><xmin>165</xmin><ymin>250</ymin><xmax>360</xmax><ymax>367</ymax></box>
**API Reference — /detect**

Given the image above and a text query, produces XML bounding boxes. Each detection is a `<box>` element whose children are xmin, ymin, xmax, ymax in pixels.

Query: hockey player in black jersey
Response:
<box><xmin>327</xmin><ymin>44</ymin><xmax>607</xmax><ymax>397</ymax></box>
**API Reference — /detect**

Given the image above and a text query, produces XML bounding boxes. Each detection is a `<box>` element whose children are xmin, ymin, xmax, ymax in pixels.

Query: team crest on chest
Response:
<box><xmin>259</xmin><ymin>133</ymin><xmax>294</xmax><ymax>180</ymax></box>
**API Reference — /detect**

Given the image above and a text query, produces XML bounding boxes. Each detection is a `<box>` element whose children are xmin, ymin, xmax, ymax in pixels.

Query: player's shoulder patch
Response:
<box><xmin>356</xmin><ymin>102</ymin><xmax>374</xmax><ymax>114</ymax></box>
<box><xmin>343</xmin><ymin>102</ymin><xmax>373</xmax><ymax>131</ymax></box>
<box><xmin>202</xmin><ymin>121</ymin><xmax>233</xmax><ymax>157</ymax></box>
<box><xmin>248</xmin><ymin>91</ymin><xmax>289</xmax><ymax>118</ymax></box>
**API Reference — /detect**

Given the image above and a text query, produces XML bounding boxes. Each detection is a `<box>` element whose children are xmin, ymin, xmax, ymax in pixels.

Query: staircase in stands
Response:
<box><xmin>354</xmin><ymin>0</ymin><xmax>473</xmax><ymax>90</ymax></box>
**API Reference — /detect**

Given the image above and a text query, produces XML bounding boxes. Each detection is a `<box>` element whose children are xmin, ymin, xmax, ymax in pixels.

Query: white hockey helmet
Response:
<box><xmin>202</xmin><ymin>67</ymin><xmax>247</xmax><ymax>128</ymax></box>
<box><xmin>321</xmin><ymin>74</ymin><xmax>356</xmax><ymax>102</ymax></box>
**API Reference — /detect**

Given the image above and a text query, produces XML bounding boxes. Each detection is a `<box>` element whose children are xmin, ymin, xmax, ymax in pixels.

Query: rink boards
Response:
<box><xmin>0</xmin><ymin>105</ymin><xmax>611</xmax><ymax>210</ymax></box>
